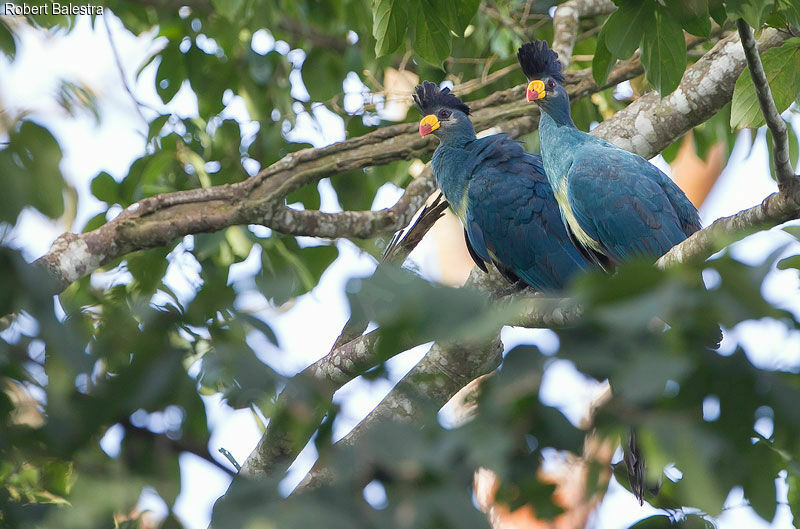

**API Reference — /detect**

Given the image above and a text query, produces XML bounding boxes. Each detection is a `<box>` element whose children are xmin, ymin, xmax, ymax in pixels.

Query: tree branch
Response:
<box><xmin>551</xmin><ymin>0</ymin><xmax>616</xmax><ymax>69</ymax></box>
<box><xmin>657</xmin><ymin>172</ymin><xmax>800</xmax><ymax>269</ymax></box>
<box><xmin>275</xmin><ymin>17</ymin><xmax>349</xmax><ymax>53</ymax></box>
<box><xmin>268</xmin><ymin>168</ymin><xmax>437</xmax><ymax>238</ymax></box>
<box><xmin>736</xmin><ymin>19</ymin><xmax>799</xmax><ymax>193</ymax></box>
<box><xmin>238</xmin><ymin>330</ymin><xmax>380</xmax><ymax>478</ymax></box>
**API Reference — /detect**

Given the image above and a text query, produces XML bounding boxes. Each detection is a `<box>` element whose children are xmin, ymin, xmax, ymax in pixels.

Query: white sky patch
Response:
<box><xmin>371</xmin><ymin>181</ymin><xmax>405</xmax><ymax>210</ymax></box>
<box><xmin>538</xmin><ymin>359</ymin><xmax>607</xmax><ymax>426</ymax></box>
<box><xmin>250</xmin><ymin>29</ymin><xmax>275</xmax><ymax>55</ymax></box>
<box><xmin>501</xmin><ymin>326</ymin><xmax>560</xmax><ymax>356</ymax></box>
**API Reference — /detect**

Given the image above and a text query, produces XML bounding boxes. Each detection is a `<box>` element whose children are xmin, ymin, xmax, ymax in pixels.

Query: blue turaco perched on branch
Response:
<box><xmin>413</xmin><ymin>81</ymin><xmax>592</xmax><ymax>291</ymax></box>
<box><xmin>516</xmin><ymin>40</ymin><xmax>701</xmax><ymax>271</ymax></box>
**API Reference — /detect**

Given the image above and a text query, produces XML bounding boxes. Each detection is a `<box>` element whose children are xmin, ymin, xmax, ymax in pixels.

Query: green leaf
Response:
<box><xmin>148</xmin><ymin>114</ymin><xmax>170</xmax><ymax>141</ymax></box>
<box><xmin>708</xmin><ymin>0</ymin><xmax>727</xmax><ymax>24</ymax></box>
<box><xmin>285</xmin><ymin>182</ymin><xmax>321</xmax><ymax>210</ymax></box>
<box><xmin>41</xmin><ymin>460</ymin><xmax>74</xmax><ymax>499</ymax></box>
<box><xmin>239</xmin><ymin>313</ymin><xmax>279</xmax><ymax>346</ymax></box>
<box><xmin>592</xmin><ymin>31</ymin><xmax>616</xmax><ymax>86</ymax></box>
<box><xmin>211</xmin><ymin>0</ymin><xmax>246</xmax><ymax>19</ymax></box>
<box><xmin>731</xmin><ymin>38</ymin><xmax>800</xmax><ymax>129</ymax></box>
<box><xmin>127</xmin><ymin>247</ymin><xmax>171</xmax><ymax>294</ymax></box>
<box><xmin>18</xmin><ymin>121</ymin><xmax>66</xmax><ymax>219</ymax></box>
<box><xmin>452</xmin><ymin>0</ymin><xmax>480</xmax><ymax>35</ymax></box>
<box><xmin>788</xmin><ymin>473</ymin><xmax>800</xmax><ymax>522</ymax></box>
<box><xmin>627</xmin><ymin>515</ymin><xmax>673</xmax><ymax>528</ymax></box>
<box><xmin>742</xmin><ymin>441</ymin><xmax>781</xmax><ymax>521</ymax></box>
<box><xmin>82</xmin><ymin>212</ymin><xmax>107</xmax><ymax>233</ymax></box>
<box><xmin>0</xmin><ymin>18</ymin><xmax>16</xmax><ymax>59</ymax></box>
<box><xmin>413</xmin><ymin>4</ymin><xmax>452</xmax><ymax>65</ymax></box>
<box><xmin>302</xmin><ymin>48</ymin><xmax>345</xmax><ymax>101</ymax></box>
<box><xmin>258</xmin><ymin>239</ymin><xmax>338</xmax><ymax>304</ymax></box>
<box><xmin>90</xmin><ymin>171</ymin><xmax>120</xmax><ymax>204</ymax></box>
<box><xmin>666</xmin><ymin>0</ymin><xmax>711</xmax><ymax>37</ymax></box>
<box><xmin>726</xmin><ymin>0</ymin><xmax>775</xmax><ymax>28</ymax></box>
<box><xmin>347</xmin><ymin>265</ymin><xmax>516</xmax><ymax>359</ymax></box>
<box><xmin>776</xmin><ymin>255</ymin><xmax>800</xmax><ymax>270</ymax></box>
<box><xmin>601</xmin><ymin>0</ymin><xmax>655</xmax><ymax>58</ymax></box>
<box><xmin>783</xmin><ymin>225</ymin><xmax>800</xmax><ymax>240</ymax></box>
<box><xmin>433</xmin><ymin>0</ymin><xmax>479</xmax><ymax>36</ymax></box>
<box><xmin>156</xmin><ymin>43</ymin><xmax>186</xmax><ymax>104</ymax></box>
<box><xmin>372</xmin><ymin>0</ymin><xmax>407</xmax><ymax>57</ymax></box>
<box><xmin>774</xmin><ymin>0</ymin><xmax>800</xmax><ymax>26</ymax></box>
<box><xmin>641</xmin><ymin>4</ymin><xmax>688</xmax><ymax>95</ymax></box>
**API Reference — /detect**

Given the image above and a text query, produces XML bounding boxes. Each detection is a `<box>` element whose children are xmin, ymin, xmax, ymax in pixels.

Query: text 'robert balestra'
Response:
<box><xmin>4</xmin><ymin>2</ymin><xmax>104</xmax><ymax>15</ymax></box>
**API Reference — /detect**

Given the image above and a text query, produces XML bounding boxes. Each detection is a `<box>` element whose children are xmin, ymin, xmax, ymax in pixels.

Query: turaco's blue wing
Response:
<box><xmin>464</xmin><ymin>135</ymin><xmax>589</xmax><ymax>291</ymax></box>
<box><xmin>565</xmin><ymin>145</ymin><xmax>699</xmax><ymax>262</ymax></box>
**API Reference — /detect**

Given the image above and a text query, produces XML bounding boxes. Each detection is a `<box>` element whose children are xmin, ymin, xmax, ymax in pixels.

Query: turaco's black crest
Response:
<box><xmin>517</xmin><ymin>40</ymin><xmax>565</xmax><ymax>83</ymax></box>
<box><xmin>413</xmin><ymin>81</ymin><xmax>471</xmax><ymax>116</ymax></box>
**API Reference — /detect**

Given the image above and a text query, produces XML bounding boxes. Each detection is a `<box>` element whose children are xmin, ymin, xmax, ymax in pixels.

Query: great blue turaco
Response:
<box><xmin>516</xmin><ymin>40</ymin><xmax>701</xmax><ymax>270</ymax></box>
<box><xmin>517</xmin><ymin>40</ymin><xmax>722</xmax><ymax>504</ymax></box>
<box><xmin>413</xmin><ymin>81</ymin><xmax>592</xmax><ymax>292</ymax></box>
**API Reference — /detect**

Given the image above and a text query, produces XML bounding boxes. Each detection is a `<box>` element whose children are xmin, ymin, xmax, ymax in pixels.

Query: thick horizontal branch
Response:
<box><xmin>268</xmin><ymin>169</ymin><xmax>437</xmax><ymax>238</ymax></box>
<box><xmin>657</xmin><ymin>189</ymin><xmax>800</xmax><ymax>268</ymax></box>
<box><xmin>736</xmin><ymin>19</ymin><xmax>798</xmax><ymax>193</ymax></box>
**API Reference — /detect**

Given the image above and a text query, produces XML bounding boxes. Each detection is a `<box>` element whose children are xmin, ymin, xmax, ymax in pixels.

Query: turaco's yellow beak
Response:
<box><xmin>526</xmin><ymin>80</ymin><xmax>546</xmax><ymax>102</ymax></box>
<box><xmin>419</xmin><ymin>114</ymin><xmax>440</xmax><ymax>136</ymax></box>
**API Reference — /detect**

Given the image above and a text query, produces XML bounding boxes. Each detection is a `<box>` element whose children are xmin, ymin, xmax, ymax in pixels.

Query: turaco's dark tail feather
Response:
<box><xmin>413</xmin><ymin>80</ymin><xmax>471</xmax><ymax>116</ymax></box>
<box><xmin>463</xmin><ymin>229</ymin><xmax>489</xmax><ymax>273</ymax></box>
<box><xmin>517</xmin><ymin>41</ymin><xmax>565</xmax><ymax>82</ymax></box>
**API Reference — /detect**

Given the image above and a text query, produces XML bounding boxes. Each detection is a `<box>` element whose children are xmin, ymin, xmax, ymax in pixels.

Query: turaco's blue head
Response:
<box><xmin>413</xmin><ymin>81</ymin><xmax>474</xmax><ymax>143</ymax></box>
<box><xmin>517</xmin><ymin>41</ymin><xmax>571</xmax><ymax>122</ymax></box>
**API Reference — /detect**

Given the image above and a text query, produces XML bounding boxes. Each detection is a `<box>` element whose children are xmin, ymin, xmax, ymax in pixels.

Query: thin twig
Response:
<box><xmin>736</xmin><ymin>19</ymin><xmax>798</xmax><ymax>192</ymax></box>
<box><xmin>482</xmin><ymin>1</ymin><xmax>528</xmax><ymax>42</ymax></box>
<box><xmin>452</xmin><ymin>62</ymin><xmax>520</xmax><ymax>96</ymax></box>
<box><xmin>218</xmin><ymin>448</ymin><xmax>242</xmax><ymax>472</ymax></box>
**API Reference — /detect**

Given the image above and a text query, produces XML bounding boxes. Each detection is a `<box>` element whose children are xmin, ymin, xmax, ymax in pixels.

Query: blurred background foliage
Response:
<box><xmin>1</xmin><ymin>0</ymin><xmax>800</xmax><ymax>528</ymax></box>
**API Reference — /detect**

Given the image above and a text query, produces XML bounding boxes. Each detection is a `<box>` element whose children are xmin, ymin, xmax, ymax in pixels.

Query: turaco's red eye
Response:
<box><xmin>547</xmin><ymin>79</ymin><xmax>556</xmax><ymax>89</ymax></box>
<box><xmin>438</xmin><ymin>109</ymin><xmax>451</xmax><ymax>119</ymax></box>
